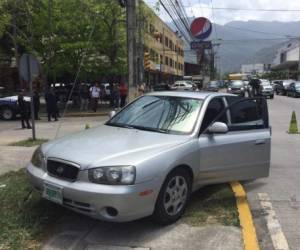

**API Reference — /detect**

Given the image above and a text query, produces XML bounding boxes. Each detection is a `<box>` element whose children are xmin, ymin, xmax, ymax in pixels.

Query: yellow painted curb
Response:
<box><xmin>230</xmin><ymin>181</ymin><xmax>260</xmax><ymax>250</ymax></box>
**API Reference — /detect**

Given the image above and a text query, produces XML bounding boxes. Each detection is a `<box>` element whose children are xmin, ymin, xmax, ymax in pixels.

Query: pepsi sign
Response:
<box><xmin>190</xmin><ymin>17</ymin><xmax>212</xmax><ymax>40</ymax></box>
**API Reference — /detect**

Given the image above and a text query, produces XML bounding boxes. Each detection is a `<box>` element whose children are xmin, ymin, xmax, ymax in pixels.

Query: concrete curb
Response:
<box><xmin>230</xmin><ymin>181</ymin><xmax>260</xmax><ymax>250</ymax></box>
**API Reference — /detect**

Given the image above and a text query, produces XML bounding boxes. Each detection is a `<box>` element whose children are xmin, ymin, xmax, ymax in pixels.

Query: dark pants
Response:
<box><xmin>34</xmin><ymin>106</ymin><xmax>39</xmax><ymax>120</ymax></box>
<box><xmin>120</xmin><ymin>95</ymin><xmax>127</xmax><ymax>108</ymax></box>
<box><xmin>47</xmin><ymin>110</ymin><xmax>58</xmax><ymax>121</ymax></box>
<box><xmin>91</xmin><ymin>98</ymin><xmax>98</xmax><ymax>112</ymax></box>
<box><xmin>21</xmin><ymin>113</ymin><xmax>31</xmax><ymax>128</ymax></box>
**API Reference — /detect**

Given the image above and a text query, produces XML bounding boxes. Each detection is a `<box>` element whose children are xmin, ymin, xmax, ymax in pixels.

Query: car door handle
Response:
<box><xmin>255</xmin><ymin>139</ymin><xmax>266</xmax><ymax>145</ymax></box>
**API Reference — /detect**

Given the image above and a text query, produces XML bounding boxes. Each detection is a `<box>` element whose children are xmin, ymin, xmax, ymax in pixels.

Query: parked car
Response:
<box><xmin>172</xmin><ymin>81</ymin><xmax>195</xmax><ymax>91</ymax></box>
<box><xmin>227</xmin><ymin>80</ymin><xmax>246</xmax><ymax>97</ymax></box>
<box><xmin>274</xmin><ymin>80</ymin><xmax>294</xmax><ymax>95</ymax></box>
<box><xmin>27</xmin><ymin>92</ymin><xmax>271</xmax><ymax>225</ymax></box>
<box><xmin>204</xmin><ymin>81</ymin><xmax>219</xmax><ymax>92</ymax></box>
<box><xmin>153</xmin><ymin>83</ymin><xmax>172</xmax><ymax>91</ymax></box>
<box><xmin>259</xmin><ymin>80</ymin><xmax>274</xmax><ymax>99</ymax></box>
<box><xmin>286</xmin><ymin>81</ymin><xmax>300</xmax><ymax>97</ymax></box>
<box><xmin>0</xmin><ymin>91</ymin><xmax>31</xmax><ymax>120</ymax></box>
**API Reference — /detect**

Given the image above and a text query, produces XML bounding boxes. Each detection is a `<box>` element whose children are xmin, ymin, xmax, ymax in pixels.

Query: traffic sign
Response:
<box><xmin>19</xmin><ymin>54</ymin><xmax>40</xmax><ymax>84</ymax></box>
<box><xmin>190</xmin><ymin>17</ymin><xmax>212</xmax><ymax>40</ymax></box>
<box><xmin>190</xmin><ymin>41</ymin><xmax>212</xmax><ymax>50</ymax></box>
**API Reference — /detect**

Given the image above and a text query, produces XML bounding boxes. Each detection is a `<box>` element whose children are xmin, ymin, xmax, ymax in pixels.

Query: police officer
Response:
<box><xmin>18</xmin><ymin>91</ymin><xmax>31</xmax><ymax>129</ymax></box>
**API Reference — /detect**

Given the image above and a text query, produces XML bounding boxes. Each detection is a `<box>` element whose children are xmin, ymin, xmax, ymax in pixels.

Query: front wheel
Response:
<box><xmin>1</xmin><ymin>107</ymin><xmax>15</xmax><ymax>120</ymax></box>
<box><xmin>270</xmin><ymin>95</ymin><xmax>274</xmax><ymax>99</ymax></box>
<box><xmin>152</xmin><ymin>168</ymin><xmax>191</xmax><ymax>225</ymax></box>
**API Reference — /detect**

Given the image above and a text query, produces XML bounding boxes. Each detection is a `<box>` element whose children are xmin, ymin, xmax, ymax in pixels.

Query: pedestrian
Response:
<box><xmin>113</xmin><ymin>83</ymin><xmax>120</xmax><ymax>109</ymax></box>
<box><xmin>33</xmin><ymin>90</ymin><xmax>40</xmax><ymax>120</ymax></box>
<box><xmin>137</xmin><ymin>82</ymin><xmax>146</xmax><ymax>96</ymax></box>
<box><xmin>249</xmin><ymin>78</ymin><xmax>261</xmax><ymax>97</ymax></box>
<box><xmin>45</xmin><ymin>88</ymin><xmax>58</xmax><ymax>121</ymax></box>
<box><xmin>80</xmin><ymin>84</ymin><xmax>90</xmax><ymax>111</ymax></box>
<box><xmin>89</xmin><ymin>83</ymin><xmax>100</xmax><ymax>112</ymax></box>
<box><xmin>18</xmin><ymin>91</ymin><xmax>31</xmax><ymax>129</ymax></box>
<box><xmin>119</xmin><ymin>82</ymin><xmax>128</xmax><ymax>108</ymax></box>
<box><xmin>109</xmin><ymin>82</ymin><xmax>114</xmax><ymax>107</ymax></box>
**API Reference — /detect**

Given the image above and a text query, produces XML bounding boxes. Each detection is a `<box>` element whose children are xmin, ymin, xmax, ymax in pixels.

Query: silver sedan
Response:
<box><xmin>27</xmin><ymin>92</ymin><xmax>271</xmax><ymax>224</ymax></box>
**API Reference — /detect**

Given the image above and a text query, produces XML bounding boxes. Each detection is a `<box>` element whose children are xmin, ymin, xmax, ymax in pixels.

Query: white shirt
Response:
<box><xmin>90</xmin><ymin>86</ymin><xmax>100</xmax><ymax>98</ymax></box>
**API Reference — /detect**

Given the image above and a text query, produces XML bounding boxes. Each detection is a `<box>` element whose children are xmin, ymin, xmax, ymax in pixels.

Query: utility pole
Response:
<box><xmin>126</xmin><ymin>0</ymin><xmax>138</xmax><ymax>99</ymax></box>
<box><xmin>298</xmin><ymin>43</ymin><xmax>300</xmax><ymax>80</ymax></box>
<box><xmin>137</xmin><ymin>0</ymin><xmax>144</xmax><ymax>86</ymax></box>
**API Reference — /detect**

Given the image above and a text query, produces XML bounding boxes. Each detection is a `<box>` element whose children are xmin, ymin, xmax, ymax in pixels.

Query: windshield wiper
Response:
<box><xmin>106</xmin><ymin>122</ymin><xmax>135</xmax><ymax>129</ymax></box>
<box><xmin>130</xmin><ymin>125</ymin><xmax>169</xmax><ymax>134</ymax></box>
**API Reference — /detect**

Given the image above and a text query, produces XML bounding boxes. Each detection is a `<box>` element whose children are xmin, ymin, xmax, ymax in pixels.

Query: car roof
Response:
<box><xmin>147</xmin><ymin>91</ymin><xmax>233</xmax><ymax>99</ymax></box>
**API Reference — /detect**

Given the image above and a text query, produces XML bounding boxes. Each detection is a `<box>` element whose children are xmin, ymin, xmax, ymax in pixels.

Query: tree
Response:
<box><xmin>0</xmin><ymin>0</ymin><xmax>127</xmax><ymax>83</ymax></box>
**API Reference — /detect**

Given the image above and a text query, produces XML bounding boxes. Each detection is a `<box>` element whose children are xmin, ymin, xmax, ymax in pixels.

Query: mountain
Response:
<box><xmin>215</xmin><ymin>21</ymin><xmax>300</xmax><ymax>73</ymax></box>
<box><xmin>167</xmin><ymin>20</ymin><xmax>300</xmax><ymax>73</ymax></box>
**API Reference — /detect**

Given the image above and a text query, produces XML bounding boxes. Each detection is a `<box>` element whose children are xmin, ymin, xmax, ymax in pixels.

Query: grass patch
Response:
<box><xmin>0</xmin><ymin>169</ymin><xmax>67</xmax><ymax>250</ymax></box>
<box><xmin>182</xmin><ymin>184</ymin><xmax>239</xmax><ymax>227</ymax></box>
<box><xmin>9</xmin><ymin>138</ymin><xmax>48</xmax><ymax>147</ymax></box>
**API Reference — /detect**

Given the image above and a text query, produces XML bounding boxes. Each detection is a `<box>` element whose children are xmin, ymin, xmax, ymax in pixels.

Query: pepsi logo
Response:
<box><xmin>190</xmin><ymin>17</ymin><xmax>212</xmax><ymax>40</ymax></box>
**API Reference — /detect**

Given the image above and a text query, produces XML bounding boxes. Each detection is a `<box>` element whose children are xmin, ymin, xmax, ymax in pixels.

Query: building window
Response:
<box><xmin>165</xmin><ymin>37</ymin><xmax>169</xmax><ymax>47</ymax></box>
<box><xmin>170</xmin><ymin>58</ymin><xmax>173</xmax><ymax>67</ymax></box>
<box><xmin>160</xmin><ymin>55</ymin><xmax>163</xmax><ymax>64</ymax></box>
<box><xmin>150</xmin><ymin>24</ymin><xmax>155</xmax><ymax>34</ymax></box>
<box><xmin>175</xmin><ymin>62</ymin><xmax>177</xmax><ymax>69</ymax></box>
<box><xmin>165</xmin><ymin>56</ymin><xmax>169</xmax><ymax>65</ymax></box>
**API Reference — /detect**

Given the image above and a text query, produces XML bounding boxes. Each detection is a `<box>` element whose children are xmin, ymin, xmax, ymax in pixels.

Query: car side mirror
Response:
<box><xmin>109</xmin><ymin>110</ymin><xmax>116</xmax><ymax>119</ymax></box>
<box><xmin>207</xmin><ymin>122</ymin><xmax>228</xmax><ymax>134</ymax></box>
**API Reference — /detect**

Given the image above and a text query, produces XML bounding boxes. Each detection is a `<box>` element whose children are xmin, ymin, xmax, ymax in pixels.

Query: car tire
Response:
<box><xmin>152</xmin><ymin>168</ymin><xmax>192</xmax><ymax>225</ymax></box>
<box><xmin>270</xmin><ymin>95</ymin><xmax>274</xmax><ymax>99</ymax></box>
<box><xmin>1</xmin><ymin>107</ymin><xmax>15</xmax><ymax>120</ymax></box>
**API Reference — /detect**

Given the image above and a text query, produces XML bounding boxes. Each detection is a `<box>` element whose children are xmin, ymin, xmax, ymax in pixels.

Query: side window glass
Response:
<box><xmin>226</xmin><ymin>96</ymin><xmax>268</xmax><ymax>131</ymax></box>
<box><xmin>200</xmin><ymin>98</ymin><xmax>227</xmax><ymax>133</ymax></box>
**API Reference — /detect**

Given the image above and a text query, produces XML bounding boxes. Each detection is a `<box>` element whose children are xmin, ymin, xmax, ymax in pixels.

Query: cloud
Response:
<box><xmin>146</xmin><ymin>0</ymin><xmax>300</xmax><ymax>25</ymax></box>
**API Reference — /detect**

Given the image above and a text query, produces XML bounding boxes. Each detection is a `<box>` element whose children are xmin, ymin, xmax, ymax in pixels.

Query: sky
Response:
<box><xmin>145</xmin><ymin>0</ymin><xmax>300</xmax><ymax>25</ymax></box>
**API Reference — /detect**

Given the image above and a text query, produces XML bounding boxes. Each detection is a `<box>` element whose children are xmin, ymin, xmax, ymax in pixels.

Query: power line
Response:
<box><xmin>224</xmin><ymin>25</ymin><xmax>297</xmax><ymax>38</ymax></box>
<box><xmin>199</xmin><ymin>6</ymin><xmax>300</xmax><ymax>12</ymax></box>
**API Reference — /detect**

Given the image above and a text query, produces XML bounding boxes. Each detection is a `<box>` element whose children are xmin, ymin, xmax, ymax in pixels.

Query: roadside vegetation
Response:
<box><xmin>8</xmin><ymin>138</ymin><xmax>48</xmax><ymax>147</ymax></box>
<box><xmin>0</xmin><ymin>169</ymin><xmax>67</xmax><ymax>250</ymax></box>
<box><xmin>183</xmin><ymin>184</ymin><xmax>239</xmax><ymax>227</ymax></box>
<box><xmin>0</xmin><ymin>170</ymin><xmax>239</xmax><ymax>249</ymax></box>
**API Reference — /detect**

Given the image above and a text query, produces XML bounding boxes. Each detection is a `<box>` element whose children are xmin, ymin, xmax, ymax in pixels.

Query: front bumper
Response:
<box><xmin>26</xmin><ymin>163</ymin><xmax>160</xmax><ymax>222</ymax></box>
<box><xmin>261</xmin><ymin>91</ymin><xmax>274</xmax><ymax>96</ymax></box>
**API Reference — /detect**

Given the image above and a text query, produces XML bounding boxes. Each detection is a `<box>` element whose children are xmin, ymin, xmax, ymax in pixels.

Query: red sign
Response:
<box><xmin>190</xmin><ymin>17</ymin><xmax>212</xmax><ymax>40</ymax></box>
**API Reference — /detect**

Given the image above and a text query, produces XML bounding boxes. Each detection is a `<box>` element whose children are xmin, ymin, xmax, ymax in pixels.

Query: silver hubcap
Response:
<box><xmin>163</xmin><ymin>176</ymin><xmax>188</xmax><ymax>216</ymax></box>
<box><xmin>3</xmin><ymin>109</ymin><xmax>13</xmax><ymax>119</ymax></box>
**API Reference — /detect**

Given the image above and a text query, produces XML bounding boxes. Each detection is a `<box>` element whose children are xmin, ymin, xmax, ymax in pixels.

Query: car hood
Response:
<box><xmin>42</xmin><ymin>124</ymin><xmax>191</xmax><ymax>170</ymax></box>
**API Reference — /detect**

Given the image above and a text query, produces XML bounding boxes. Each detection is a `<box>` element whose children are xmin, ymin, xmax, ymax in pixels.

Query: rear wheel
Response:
<box><xmin>1</xmin><ymin>107</ymin><xmax>15</xmax><ymax>120</ymax></box>
<box><xmin>152</xmin><ymin>168</ymin><xmax>191</xmax><ymax>225</ymax></box>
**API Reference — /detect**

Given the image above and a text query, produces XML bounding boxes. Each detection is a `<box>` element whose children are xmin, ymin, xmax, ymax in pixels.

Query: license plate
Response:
<box><xmin>43</xmin><ymin>182</ymin><xmax>63</xmax><ymax>204</ymax></box>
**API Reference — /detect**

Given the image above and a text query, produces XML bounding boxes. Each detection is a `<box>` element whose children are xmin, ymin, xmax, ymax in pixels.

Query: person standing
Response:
<box><xmin>33</xmin><ymin>91</ymin><xmax>40</xmax><ymax>120</ymax></box>
<box><xmin>249</xmin><ymin>78</ymin><xmax>261</xmax><ymax>97</ymax></box>
<box><xmin>45</xmin><ymin>88</ymin><xmax>58</xmax><ymax>121</ymax></box>
<box><xmin>119</xmin><ymin>82</ymin><xmax>128</xmax><ymax>108</ymax></box>
<box><xmin>137</xmin><ymin>82</ymin><xmax>146</xmax><ymax>96</ymax></box>
<box><xmin>80</xmin><ymin>85</ymin><xmax>90</xmax><ymax>111</ymax></box>
<box><xmin>113</xmin><ymin>83</ymin><xmax>120</xmax><ymax>109</ymax></box>
<box><xmin>18</xmin><ymin>92</ymin><xmax>31</xmax><ymax>129</ymax></box>
<box><xmin>89</xmin><ymin>83</ymin><xmax>100</xmax><ymax>112</ymax></box>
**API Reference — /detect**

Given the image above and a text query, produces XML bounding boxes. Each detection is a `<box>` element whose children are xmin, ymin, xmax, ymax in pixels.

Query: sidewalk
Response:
<box><xmin>0</xmin><ymin>116</ymin><xmax>106</xmax><ymax>175</ymax></box>
<box><xmin>43</xmin><ymin>216</ymin><xmax>243</xmax><ymax>250</ymax></box>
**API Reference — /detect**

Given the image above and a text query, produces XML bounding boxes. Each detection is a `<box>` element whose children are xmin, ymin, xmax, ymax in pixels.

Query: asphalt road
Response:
<box><xmin>245</xmin><ymin>94</ymin><xmax>300</xmax><ymax>250</ymax></box>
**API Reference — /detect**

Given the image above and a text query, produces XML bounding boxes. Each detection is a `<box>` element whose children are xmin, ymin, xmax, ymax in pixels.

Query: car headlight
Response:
<box><xmin>228</xmin><ymin>88</ymin><xmax>232</xmax><ymax>91</ymax></box>
<box><xmin>88</xmin><ymin>166</ymin><xmax>136</xmax><ymax>185</ymax></box>
<box><xmin>241</xmin><ymin>87</ymin><xmax>244</xmax><ymax>91</ymax></box>
<box><xmin>31</xmin><ymin>146</ymin><xmax>45</xmax><ymax>168</ymax></box>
